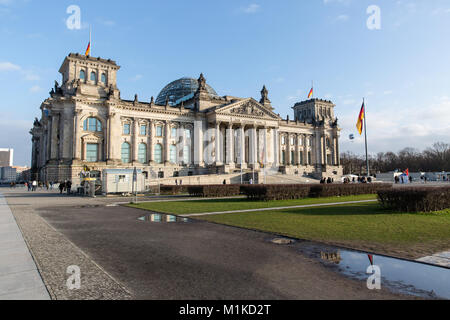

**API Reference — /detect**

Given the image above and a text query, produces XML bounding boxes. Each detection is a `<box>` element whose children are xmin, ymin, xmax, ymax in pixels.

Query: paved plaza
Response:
<box><xmin>1</xmin><ymin>187</ymin><xmax>413</xmax><ymax>300</ymax></box>
<box><xmin>0</xmin><ymin>194</ymin><xmax>49</xmax><ymax>300</ymax></box>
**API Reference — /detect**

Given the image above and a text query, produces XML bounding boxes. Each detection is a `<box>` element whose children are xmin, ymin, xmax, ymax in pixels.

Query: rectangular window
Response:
<box><xmin>170</xmin><ymin>145</ymin><xmax>177</xmax><ymax>164</ymax></box>
<box><xmin>156</xmin><ymin>126</ymin><xmax>163</xmax><ymax>137</ymax></box>
<box><xmin>171</xmin><ymin>127</ymin><xmax>177</xmax><ymax>138</ymax></box>
<box><xmin>185</xmin><ymin>129</ymin><xmax>191</xmax><ymax>139</ymax></box>
<box><xmin>117</xmin><ymin>175</ymin><xmax>126</xmax><ymax>183</ymax></box>
<box><xmin>86</xmin><ymin>144</ymin><xmax>98</xmax><ymax>162</ymax></box>
<box><xmin>308</xmin><ymin>152</ymin><xmax>312</xmax><ymax>165</ymax></box>
<box><xmin>183</xmin><ymin>145</ymin><xmax>190</xmax><ymax>164</ymax></box>
<box><xmin>123</xmin><ymin>124</ymin><xmax>130</xmax><ymax>135</ymax></box>
<box><xmin>140</xmin><ymin>125</ymin><xmax>147</xmax><ymax>135</ymax></box>
<box><xmin>300</xmin><ymin>152</ymin><xmax>304</xmax><ymax>165</ymax></box>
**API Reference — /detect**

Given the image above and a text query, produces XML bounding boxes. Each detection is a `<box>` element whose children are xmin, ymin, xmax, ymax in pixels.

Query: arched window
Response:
<box><xmin>121</xmin><ymin>142</ymin><xmax>131</xmax><ymax>164</ymax></box>
<box><xmin>183</xmin><ymin>145</ymin><xmax>190</xmax><ymax>164</ymax></box>
<box><xmin>90</xmin><ymin>71</ymin><xmax>97</xmax><ymax>82</ymax></box>
<box><xmin>154</xmin><ymin>144</ymin><xmax>163</xmax><ymax>164</ymax></box>
<box><xmin>83</xmin><ymin>118</ymin><xmax>102</xmax><ymax>132</ymax></box>
<box><xmin>80</xmin><ymin>70</ymin><xmax>86</xmax><ymax>81</ymax></box>
<box><xmin>170</xmin><ymin>145</ymin><xmax>177</xmax><ymax>164</ymax></box>
<box><xmin>138</xmin><ymin>143</ymin><xmax>147</xmax><ymax>164</ymax></box>
<box><xmin>101</xmin><ymin>73</ymin><xmax>107</xmax><ymax>84</ymax></box>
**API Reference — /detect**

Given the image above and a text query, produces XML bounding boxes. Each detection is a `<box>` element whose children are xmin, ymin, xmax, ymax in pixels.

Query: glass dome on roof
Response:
<box><xmin>155</xmin><ymin>77</ymin><xmax>218</xmax><ymax>106</ymax></box>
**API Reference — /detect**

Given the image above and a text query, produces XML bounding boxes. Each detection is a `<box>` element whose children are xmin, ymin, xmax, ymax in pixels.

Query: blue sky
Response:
<box><xmin>1</xmin><ymin>0</ymin><xmax>450</xmax><ymax>166</ymax></box>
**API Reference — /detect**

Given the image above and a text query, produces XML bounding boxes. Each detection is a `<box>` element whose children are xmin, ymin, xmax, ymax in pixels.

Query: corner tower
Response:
<box><xmin>292</xmin><ymin>99</ymin><xmax>335</xmax><ymax>123</ymax></box>
<box><xmin>57</xmin><ymin>53</ymin><xmax>121</xmax><ymax>99</ymax></box>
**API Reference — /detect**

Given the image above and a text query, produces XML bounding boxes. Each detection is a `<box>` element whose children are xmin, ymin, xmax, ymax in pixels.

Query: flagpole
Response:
<box><xmin>89</xmin><ymin>26</ymin><xmax>92</xmax><ymax>57</ymax></box>
<box><xmin>363</xmin><ymin>98</ymin><xmax>370</xmax><ymax>177</ymax></box>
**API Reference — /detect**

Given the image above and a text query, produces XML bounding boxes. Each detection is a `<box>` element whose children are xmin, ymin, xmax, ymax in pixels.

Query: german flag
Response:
<box><xmin>356</xmin><ymin>101</ymin><xmax>365</xmax><ymax>135</ymax></box>
<box><xmin>85</xmin><ymin>42</ymin><xmax>91</xmax><ymax>57</ymax></box>
<box><xmin>308</xmin><ymin>87</ymin><xmax>313</xmax><ymax>99</ymax></box>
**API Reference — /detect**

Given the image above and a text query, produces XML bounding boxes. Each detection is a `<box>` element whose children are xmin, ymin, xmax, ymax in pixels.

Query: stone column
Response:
<box><xmin>335</xmin><ymin>135</ymin><xmax>340</xmax><ymax>166</ymax></box>
<box><xmin>303</xmin><ymin>135</ymin><xmax>308</xmax><ymax>166</ymax></box>
<box><xmin>133</xmin><ymin>118</ymin><xmax>139</xmax><ymax>162</ymax></box>
<box><xmin>273</xmin><ymin>128</ymin><xmax>279</xmax><ymax>167</ymax></box>
<box><xmin>49</xmin><ymin>114</ymin><xmax>60</xmax><ymax>160</ymax></box>
<box><xmin>263</xmin><ymin>127</ymin><xmax>268</xmax><ymax>167</ymax></box>
<box><xmin>194</xmin><ymin>118</ymin><xmax>204</xmax><ymax>166</ymax></box>
<box><xmin>323</xmin><ymin>135</ymin><xmax>327</xmax><ymax>165</ymax></box>
<box><xmin>226</xmin><ymin>123</ymin><xmax>234</xmax><ymax>165</ymax></box>
<box><xmin>215</xmin><ymin>122</ymin><xmax>222</xmax><ymax>165</ymax></box>
<box><xmin>179</xmin><ymin>123</ymin><xmax>185</xmax><ymax>165</ymax></box>
<box><xmin>164</xmin><ymin>121</ymin><xmax>171</xmax><ymax>164</ymax></box>
<box><xmin>295</xmin><ymin>134</ymin><xmax>300</xmax><ymax>166</ymax></box>
<box><xmin>286</xmin><ymin>133</ymin><xmax>291</xmax><ymax>166</ymax></box>
<box><xmin>73</xmin><ymin>110</ymin><xmax>82</xmax><ymax>160</ymax></box>
<box><xmin>249</xmin><ymin>126</ymin><xmax>257</xmax><ymax>167</ymax></box>
<box><xmin>239</xmin><ymin>125</ymin><xmax>246</xmax><ymax>168</ymax></box>
<box><xmin>149</xmin><ymin>121</ymin><xmax>155</xmax><ymax>164</ymax></box>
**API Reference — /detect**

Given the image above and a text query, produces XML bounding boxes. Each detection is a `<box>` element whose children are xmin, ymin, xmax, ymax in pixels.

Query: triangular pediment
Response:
<box><xmin>215</xmin><ymin>98</ymin><xmax>280</xmax><ymax>120</ymax></box>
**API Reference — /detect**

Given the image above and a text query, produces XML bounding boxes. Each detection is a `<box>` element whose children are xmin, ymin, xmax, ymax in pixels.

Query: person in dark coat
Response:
<box><xmin>66</xmin><ymin>180</ymin><xmax>72</xmax><ymax>195</ymax></box>
<box><xmin>59</xmin><ymin>181</ymin><xmax>65</xmax><ymax>194</ymax></box>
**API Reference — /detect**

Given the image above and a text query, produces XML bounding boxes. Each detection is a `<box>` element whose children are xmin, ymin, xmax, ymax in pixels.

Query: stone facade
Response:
<box><xmin>30</xmin><ymin>53</ymin><xmax>342</xmax><ymax>186</ymax></box>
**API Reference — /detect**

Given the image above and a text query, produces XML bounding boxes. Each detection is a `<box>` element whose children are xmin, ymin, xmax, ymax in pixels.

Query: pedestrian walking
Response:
<box><xmin>66</xmin><ymin>180</ymin><xmax>72</xmax><ymax>195</ymax></box>
<box><xmin>59</xmin><ymin>181</ymin><xmax>65</xmax><ymax>194</ymax></box>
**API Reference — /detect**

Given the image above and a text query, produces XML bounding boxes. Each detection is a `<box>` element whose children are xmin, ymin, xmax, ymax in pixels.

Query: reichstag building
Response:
<box><xmin>30</xmin><ymin>53</ymin><xmax>343</xmax><ymax>184</ymax></box>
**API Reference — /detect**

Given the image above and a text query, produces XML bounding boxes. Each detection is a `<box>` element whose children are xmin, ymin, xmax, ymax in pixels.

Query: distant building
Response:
<box><xmin>1</xmin><ymin>167</ymin><xmax>17</xmax><ymax>183</ymax></box>
<box><xmin>0</xmin><ymin>148</ymin><xmax>13</xmax><ymax>167</ymax></box>
<box><xmin>13</xmin><ymin>166</ymin><xmax>31</xmax><ymax>182</ymax></box>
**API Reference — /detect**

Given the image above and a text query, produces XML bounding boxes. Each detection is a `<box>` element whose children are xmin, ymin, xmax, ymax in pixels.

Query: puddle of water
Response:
<box><xmin>138</xmin><ymin>213</ymin><xmax>191</xmax><ymax>223</ymax></box>
<box><xmin>299</xmin><ymin>244</ymin><xmax>450</xmax><ymax>299</ymax></box>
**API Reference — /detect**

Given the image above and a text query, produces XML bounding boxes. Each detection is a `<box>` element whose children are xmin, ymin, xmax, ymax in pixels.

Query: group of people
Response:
<box><xmin>24</xmin><ymin>180</ymin><xmax>38</xmax><ymax>191</ymax></box>
<box><xmin>342</xmin><ymin>176</ymin><xmax>373</xmax><ymax>184</ymax></box>
<box><xmin>395</xmin><ymin>175</ymin><xmax>413</xmax><ymax>184</ymax></box>
<box><xmin>320</xmin><ymin>177</ymin><xmax>335</xmax><ymax>184</ymax></box>
<box><xmin>58</xmin><ymin>180</ymin><xmax>72</xmax><ymax>195</ymax></box>
<box><xmin>23</xmin><ymin>180</ymin><xmax>72</xmax><ymax>194</ymax></box>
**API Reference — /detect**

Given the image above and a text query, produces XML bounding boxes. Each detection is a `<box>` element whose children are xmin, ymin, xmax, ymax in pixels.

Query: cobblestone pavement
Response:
<box><xmin>4</xmin><ymin>189</ymin><xmax>132</xmax><ymax>300</ymax></box>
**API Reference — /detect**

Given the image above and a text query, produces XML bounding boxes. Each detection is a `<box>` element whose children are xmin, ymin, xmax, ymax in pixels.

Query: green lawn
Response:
<box><xmin>199</xmin><ymin>203</ymin><xmax>450</xmax><ymax>258</ymax></box>
<box><xmin>128</xmin><ymin>194</ymin><xmax>377</xmax><ymax>215</ymax></box>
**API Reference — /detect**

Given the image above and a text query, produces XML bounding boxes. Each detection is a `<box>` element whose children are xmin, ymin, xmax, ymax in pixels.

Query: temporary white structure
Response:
<box><xmin>102</xmin><ymin>169</ymin><xmax>145</xmax><ymax>194</ymax></box>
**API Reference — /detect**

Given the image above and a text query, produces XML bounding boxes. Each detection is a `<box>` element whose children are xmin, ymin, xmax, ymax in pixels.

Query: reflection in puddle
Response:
<box><xmin>320</xmin><ymin>251</ymin><xmax>342</xmax><ymax>264</ymax></box>
<box><xmin>301</xmin><ymin>244</ymin><xmax>450</xmax><ymax>299</ymax></box>
<box><xmin>138</xmin><ymin>213</ymin><xmax>191</xmax><ymax>223</ymax></box>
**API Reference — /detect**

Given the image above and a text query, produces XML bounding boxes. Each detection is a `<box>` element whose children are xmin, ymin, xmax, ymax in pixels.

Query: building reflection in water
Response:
<box><xmin>320</xmin><ymin>251</ymin><xmax>342</xmax><ymax>264</ymax></box>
